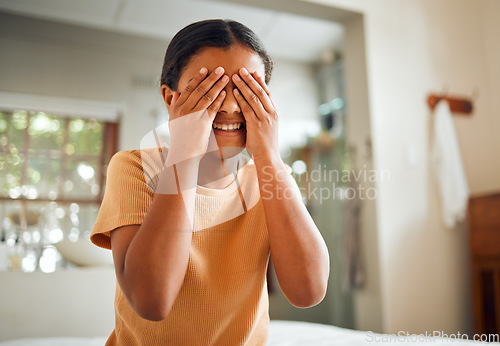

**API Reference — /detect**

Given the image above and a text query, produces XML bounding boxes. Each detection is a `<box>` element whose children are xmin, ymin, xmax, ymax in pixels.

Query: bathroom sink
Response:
<box><xmin>55</xmin><ymin>238</ymin><xmax>113</xmax><ymax>267</ymax></box>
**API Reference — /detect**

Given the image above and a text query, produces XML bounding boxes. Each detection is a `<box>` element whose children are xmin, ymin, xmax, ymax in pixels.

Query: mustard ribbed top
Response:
<box><xmin>91</xmin><ymin>148</ymin><xmax>270</xmax><ymax>345</ymax></box>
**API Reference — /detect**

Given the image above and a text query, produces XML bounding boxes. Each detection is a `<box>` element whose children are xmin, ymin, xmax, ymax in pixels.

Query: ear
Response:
<box><xmin>161</xmin><ymin>84</ymin><xmax>176</xmax><ymax>110</ymax></box>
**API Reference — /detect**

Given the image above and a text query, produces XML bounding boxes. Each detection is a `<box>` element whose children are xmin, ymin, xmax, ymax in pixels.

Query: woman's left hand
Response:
<box><xmin>232</xmin><ymin>68</ymin><xmax>280</xmax><ymax>162</ymax></box>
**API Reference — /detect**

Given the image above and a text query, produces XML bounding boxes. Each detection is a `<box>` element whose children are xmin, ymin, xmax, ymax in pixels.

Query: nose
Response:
<box><xmin>219</xmin><ymin>84</ymin><xmax>241</xmax><ymax>114</ymax></box>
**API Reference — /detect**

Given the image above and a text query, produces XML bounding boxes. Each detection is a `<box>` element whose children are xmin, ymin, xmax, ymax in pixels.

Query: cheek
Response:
<box><xmin>176</xmin><ymin>81</ymin><xmax>187</xmax><ymax>93</ymax></box>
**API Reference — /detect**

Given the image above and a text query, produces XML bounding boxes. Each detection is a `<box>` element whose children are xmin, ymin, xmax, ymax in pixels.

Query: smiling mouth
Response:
<box><xmin>212</xmin><ymin>122</ymin><xmax>245</xmax><ymax>131</ymax></box>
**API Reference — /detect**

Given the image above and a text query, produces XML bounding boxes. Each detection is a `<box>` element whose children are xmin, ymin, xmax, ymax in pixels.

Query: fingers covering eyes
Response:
<box><xmin>232</xmin><ymin>69</ymin><xmax>275</xmax><ymax>119</ymax></box>
<box><xmin>233</xmin><ymin>88</ymin><xmax>261</xmax><ymax>122</ymax></box>
<box><xmin>206</xmin><ymin>90</ymin><xmax>226</xmax><ymax>119</ymax></box>
<box><xmin>194</xmin><ymin>75</ymin><xmax>229</xmax><ymax>111</ymax></box>
<box><xmin>252</xmin><ymin>71</ymin><xmax>270</xmax><ymax>96</ymax></box>
<box><xmin>176</xmin><ymin>67</ymin><xmax>228</xmax><ymax>111</ymax></box>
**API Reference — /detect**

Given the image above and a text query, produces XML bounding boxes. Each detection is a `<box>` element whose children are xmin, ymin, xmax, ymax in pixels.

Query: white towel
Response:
<box><xmin>430</xmin><ymin>100</ymin><xmax>469</xmax><ymax>228</ymax></box>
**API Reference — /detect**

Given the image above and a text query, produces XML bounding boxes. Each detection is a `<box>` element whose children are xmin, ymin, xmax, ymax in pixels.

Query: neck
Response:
<box><xmin>197</xmin><ymin>148</ymin><xmax>242</xmax><ymax>189</ymax></box>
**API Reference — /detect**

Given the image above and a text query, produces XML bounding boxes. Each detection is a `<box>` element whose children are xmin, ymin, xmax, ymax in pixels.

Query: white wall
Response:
<box><xmin>0</xmin><ymin>268</ymin><xmax>116</xmax><ymax>340</ymax></box>
<box><xmin>306</xmin><ymin>0</ymin><xmax>500</xmax><ymax>335</ymax></box>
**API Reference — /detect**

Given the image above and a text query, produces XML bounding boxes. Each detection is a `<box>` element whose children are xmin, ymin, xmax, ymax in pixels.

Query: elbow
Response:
<box><xmin>129</xmin><ymin>294</ymin><xmax>173</xmax><ymax>322</ymax></box>
<box><xmin>289</xmin><ymin>262</ymin><xmax>330</xmax><ymax>308</ymax></box>
<box><xmin>117</xmin><ymin>271</ymin><xmax>184</xmax><ymax>322</ymax></box>
<box><xmin>286</xmin><ymin>277</ymin><xmax>328</xmax><ymax>308</ymax></box>
<box><xmin>288</xmin><ymin>284</ymin><xmax>327</xmax><ymax>309</ymax></box>
<box><xmin>136</xmin><ymin>306</ymin><xmax>170</xmax><ymax>322</ymax></box>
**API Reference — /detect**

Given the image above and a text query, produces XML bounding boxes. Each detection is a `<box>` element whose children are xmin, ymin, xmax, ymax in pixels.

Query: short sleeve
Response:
<box><xmin>90</xmin><ymin>150</ymin><xmax>155</xmax><ymax>249</ymax></box>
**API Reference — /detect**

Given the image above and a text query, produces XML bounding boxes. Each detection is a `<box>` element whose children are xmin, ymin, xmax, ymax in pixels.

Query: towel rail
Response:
<box><xmin>427</xmin><ymin>94</ymin><xmax>473</xmax><ymax>115</ymax></box>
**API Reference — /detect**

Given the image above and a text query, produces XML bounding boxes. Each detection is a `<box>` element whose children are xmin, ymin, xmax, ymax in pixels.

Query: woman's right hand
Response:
<box><xmin>167</xmin><ymin>66</ymin><xmax>229</xmax><ymax>164</ymax></box>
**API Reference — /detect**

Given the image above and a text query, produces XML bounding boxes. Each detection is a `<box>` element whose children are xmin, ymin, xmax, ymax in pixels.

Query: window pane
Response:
<box><xmin>68</xmin><ymin>118</ymin><xmax>89</xmax><ymax>154</ymax></box>
<box><xmin>29</xmin><ymin>112</ymin><xmax>64</xmax><ymax>151</ymax></box>
<box><xmin>88</xmin><ymin>119</ymin><xmax>103</xmax><ymax>155</ymax></box>
<box><xmin>4</xmin><ymin>160</ymin><xmax>22</xmax><ymax>198</ymax></box>
<box><xmin>64</xmin><ymin>159</ymin><xmax>100</xmax><ymax>199</ymax></box>
<box><xmin>26</xmin><ymin>155</ymin><xmax>61</xmax><ymax>199</ymax></box>
<box><xmin>0</xmin><ymin>111</ymin><xmax>7</xmax><ymax>136</ymax></box>
<box><xmin>9</xmin><ymin>110</ymin><xmax>28</xmax><ymax>151</ymax></box>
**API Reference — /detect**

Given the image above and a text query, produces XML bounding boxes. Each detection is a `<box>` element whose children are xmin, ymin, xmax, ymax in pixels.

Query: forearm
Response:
<box><xmin>118</xmin><ymin>157</ymin><xmax>199</xmax><ymax>320</ymax></box>
<box><xmin>255</xmin><ymin>155</ymin><xmax>330</xmax><ymax>307</ymax></box>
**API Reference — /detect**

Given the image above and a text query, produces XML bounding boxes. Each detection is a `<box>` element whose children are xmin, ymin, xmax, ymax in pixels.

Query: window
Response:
<box><xmin>0</xmin><ymin>93</ymin><xmax>119</xmax><ymax>272</ymax></box>
<box><xmin>0</xmin><ymin>110</ymin><xmax>118</xmax><ymax>201</ymax></box>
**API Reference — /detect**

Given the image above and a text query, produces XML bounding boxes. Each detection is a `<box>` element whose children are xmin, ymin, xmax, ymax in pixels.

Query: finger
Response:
<box><xmin>176</xmin><ymin>67</ymin><xmax>208</xmax><ymax>106</ymax></box>
<box><xmin>252</xmin><ymin>70</ymin><xmax>278</xmax><ymax>117</ymax></box>
<box><xmin>237</xmin><ymin>68</ymin><xmax>275</xmax><ymax>114</ymax></box>
<box><xmin>233</xmin><ymin>88</ymin><xmax>259</xmax><ymax>122</ymax></box>
<box><xmin>184</xmin><ymin>66</ymin><xmax>226</xmax><ymax>111</ymax></box>
<box><xmin>206</xmin><ymin>90</ymin><xmax>226</xmax><ymax>121</ymax></box>
<box><xmin>252</xmin><ymin>71</ymin><xmax>270</xmax><ymax>95</ymax></box>
<box><xmin>171</xmin><ymin>91</ymin><xmax>180</xmax><ymax>106</ymax></box>
<box><xmin>239</xmin><ymin>67</ymin><xmax>274</xmax><ymax>113</ymax></box>
<box><xmin>193</xmin><ymin>74</ymin><xmax>229</xmax><ymax>111</ymax></box>
<box><xmin>232</xmin><ymin>73</ymin><xmax>266</xmax><ymax>120</ymax></box>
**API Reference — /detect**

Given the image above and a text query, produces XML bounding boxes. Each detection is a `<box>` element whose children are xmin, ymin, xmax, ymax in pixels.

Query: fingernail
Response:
<box><xmin>215</xmin><ymin>67</ymin><xmax>224</xmax><ymax>75</ymax></box>
<box><xmin>240</xmin><ymin>67</ymin><xmax>249</xmax><ymax>76</ymax></box>
<box><xmin>200</xmin><ymin>67</ymin><xmax>207</xmax><ymax>74</ymax></box>
<box><xmin>233</xmin><ymin>88</ymin><xmax>239</xmax><ymax>95</ymax></box>
<box><xmin>222</xmin><ymin>75</ymin><xmax>229</xmax><ymax>82</ymax></box>
<box><xmin>255</xmin><ymin>71</ymin><xmax>261</xmax><ymax>78</ymax></box>
<box><xmin>220</xmin><ymin>90</ymin><xmax>226</xmax><ymax>96</ymax></box>
<box><xmin>233</xmin><ymin>74</ymin><xmax>241</xmax><ymax>81</ymax></box>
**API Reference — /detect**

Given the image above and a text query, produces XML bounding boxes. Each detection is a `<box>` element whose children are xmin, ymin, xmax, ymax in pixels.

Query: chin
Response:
<box><xmin>214</xmin><ymin>136</ymin><xmax>246</xmax><ymax>156</ymax></box>
<box><xmin>206</xmin><ymin>145</ymin><xmax>245</xmax><ymax>159</ymax></box>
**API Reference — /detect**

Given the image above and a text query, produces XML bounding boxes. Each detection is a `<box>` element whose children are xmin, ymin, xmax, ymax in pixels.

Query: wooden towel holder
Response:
<box><xmin>427</xmin><ymin>93</ymin><xmax>474</xmax><ymax>115</ymax></box>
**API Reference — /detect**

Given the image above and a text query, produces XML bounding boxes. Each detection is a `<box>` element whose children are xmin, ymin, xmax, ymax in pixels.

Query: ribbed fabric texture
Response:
<box><xmin>91</xmin><ymin>148</ymin><xmax>270</xmax><ymax>345</ymax></box>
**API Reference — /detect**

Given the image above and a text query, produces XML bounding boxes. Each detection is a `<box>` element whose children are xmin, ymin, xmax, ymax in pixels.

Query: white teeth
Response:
<box><xmin>212</xmin><ymin>122</ymin><xmax>243</xmax><ymax>131</ymax></box>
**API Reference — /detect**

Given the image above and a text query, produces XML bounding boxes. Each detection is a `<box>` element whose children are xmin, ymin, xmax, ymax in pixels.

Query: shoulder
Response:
<box><xmin>109</xmin><ymin>149</ymin><xmax>140</xmax><ymax>166</ymax></box>
<box><xmin>109</xmin><ymin>147</ymin><xmax>164</xmax><ymax>174</ymax></box>
<box><xmin>106</xmin><ymin>148</ymin><xmax>166</xmax><ymax>195</ymax></box>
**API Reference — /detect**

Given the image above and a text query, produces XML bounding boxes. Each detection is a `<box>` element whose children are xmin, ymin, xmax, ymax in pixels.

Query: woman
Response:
<box><xmin>91</xmin><ymin>19</ymin><xmax>329</xmax><ymax>345</ymax></box>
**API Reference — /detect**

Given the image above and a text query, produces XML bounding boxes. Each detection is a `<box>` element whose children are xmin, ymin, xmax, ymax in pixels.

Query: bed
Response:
<box><xmin>0</xmin><ymin>320</ymin><xmax>492</xmax><ymax>345</ymax></box>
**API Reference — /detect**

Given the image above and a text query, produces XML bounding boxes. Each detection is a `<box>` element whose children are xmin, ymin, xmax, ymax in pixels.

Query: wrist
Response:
<box><xmin>252</xmin><ymin>150</ymin><xmax>283</xmax><ymax>167</ymax></box>
<box><xmin>157</xmin><ymin>156</ymin><xmax>200</xmax><ymax>195</ymax></box>
<box><xmin>165</xmin><ymin>146</ymin><xmax>203</xmax><ymax>167</ymax></box>
<box><xmin>253</xmin><ymin>151</ymin><xmax>286</xmax><ymax>173</ymax></box>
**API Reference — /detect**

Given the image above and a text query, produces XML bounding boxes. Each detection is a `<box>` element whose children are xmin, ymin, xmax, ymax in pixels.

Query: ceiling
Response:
<box><xmin>0</xmin><ymin>0</ymin><xmax>344</xmax><ymax>63</ymax></box>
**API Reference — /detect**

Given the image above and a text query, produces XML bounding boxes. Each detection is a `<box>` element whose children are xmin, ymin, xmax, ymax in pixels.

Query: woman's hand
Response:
<box><xmin>167</xmin><ymin>66</ymin><xmax>229</xmax><ymax>163</ymax></box>
<box><xmin>232</xmin><ymin>68</ymin><xmax>280</xmax><ymax>162</ymax></box>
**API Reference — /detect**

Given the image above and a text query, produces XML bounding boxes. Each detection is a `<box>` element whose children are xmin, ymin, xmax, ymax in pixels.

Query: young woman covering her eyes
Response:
<box><xmin>91</xmin><ymin>19</ymin><xmax>329</xmax><ymax>346</ymax></box>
